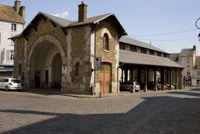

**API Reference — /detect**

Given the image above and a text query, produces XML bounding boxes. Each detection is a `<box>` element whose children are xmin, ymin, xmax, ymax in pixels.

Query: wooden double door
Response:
<box><xmin>99</xmin><ymin>63</ymin><xmax>111</xmax><ymax>94</ymax></box>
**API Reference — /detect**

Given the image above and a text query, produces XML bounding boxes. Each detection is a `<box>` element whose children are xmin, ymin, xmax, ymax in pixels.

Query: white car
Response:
<box><xmin>120</xmin><ymin>81</ymin><xmax>140</xmax><ymax>91</ymax></box>
<box><xmin>0</xmin><ymin>78</ymin><xmax>22</xmax><ymax>91</ymax></box>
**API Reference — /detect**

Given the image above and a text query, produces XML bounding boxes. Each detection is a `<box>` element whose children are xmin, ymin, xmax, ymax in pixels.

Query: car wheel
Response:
<box><xmin>5</xmin><ymin>86</ymin><xmax>9</xmax><ymax>91</ymax></box>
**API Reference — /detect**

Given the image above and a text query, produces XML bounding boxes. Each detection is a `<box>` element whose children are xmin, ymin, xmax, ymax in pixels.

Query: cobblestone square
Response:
<box><xmin>0</xmin><ymin>88</ymin><xmax>200</xmax><ymax>134</ymax></box>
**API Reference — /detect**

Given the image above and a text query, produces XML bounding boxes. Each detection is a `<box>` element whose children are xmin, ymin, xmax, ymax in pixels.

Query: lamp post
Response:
<box><xmin>195</xmin><ymin>18</ymin><xmax>200</xmax><ymax>41</ymax></box>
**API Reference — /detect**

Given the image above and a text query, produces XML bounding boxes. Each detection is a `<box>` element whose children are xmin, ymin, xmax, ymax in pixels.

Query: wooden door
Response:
<box><xmin>99</xmin><ymin>63</ymin><xmax>111</xmax><ymax>94</ymax></box>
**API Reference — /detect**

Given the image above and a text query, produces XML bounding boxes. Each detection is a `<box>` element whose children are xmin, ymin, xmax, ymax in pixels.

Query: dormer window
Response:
<box><xmin>103</xmin><ymin>34</ymin><xmax>109</xmax><ymax>50</ymax></box>
<box><xmin>120</xmin><ymin>43</ymin><xmax>125</xmax><ymax>50</ymax></box>
<box><xmin>150</xmin><ymin>50</ymin><xmax>154</xmax><ymax>55</ymax></box>
<box><xmin>141</xmin><ymin>48</ymin><xmax>146</xmax><ymax>54</ymax></box>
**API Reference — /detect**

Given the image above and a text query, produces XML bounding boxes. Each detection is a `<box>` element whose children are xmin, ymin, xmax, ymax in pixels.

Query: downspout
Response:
<box><xmin>117</xmin><ymin>63</ymin><xmax>123</xmax><ymax>94</ymax></box>
<box><xmin>93</xmin><ymin>29</ymin><xmax>97</xmax><ymax>94</ymax></box>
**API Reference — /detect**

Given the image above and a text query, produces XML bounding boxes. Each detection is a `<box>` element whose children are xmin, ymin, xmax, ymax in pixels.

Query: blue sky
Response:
<box><xmin>2</xmin><ymin>0</ymin><xmax>200</xmax><ymax>54</ymax></box>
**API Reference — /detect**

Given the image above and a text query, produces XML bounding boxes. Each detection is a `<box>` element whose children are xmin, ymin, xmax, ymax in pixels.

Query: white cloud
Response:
<box><xmin>52</xmin><ymin>11</ymin><xmax>69</xmax><ymax>19</ymax></box>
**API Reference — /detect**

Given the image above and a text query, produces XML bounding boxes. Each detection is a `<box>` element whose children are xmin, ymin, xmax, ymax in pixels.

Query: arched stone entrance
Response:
<box><xmin>25</xmin><ymin>35</ymin><xmax>66</xmax><ymax>90</ymax></box>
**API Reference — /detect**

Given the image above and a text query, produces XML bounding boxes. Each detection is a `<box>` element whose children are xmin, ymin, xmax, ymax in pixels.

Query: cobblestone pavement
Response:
<box><xmin>0</xmin><ymin>88</ymin><xmax>199</xmax><ymax>134</ymax></box>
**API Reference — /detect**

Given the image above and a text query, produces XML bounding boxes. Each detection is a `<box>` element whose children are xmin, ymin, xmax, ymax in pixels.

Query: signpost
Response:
<box><xmin>94</xmin><ymin>57</ymin><xmax>101</xmax><ymax>68</ymax></box>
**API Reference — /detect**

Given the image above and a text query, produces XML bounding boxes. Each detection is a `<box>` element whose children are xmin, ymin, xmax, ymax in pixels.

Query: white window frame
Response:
<box><xmin>6</xmin><ymin>50</ymin><xmax>14</xmax><ymax>61</ymax></box>
<box><xmin>11</xmin><ymin>23</ymin><xmax>17</xmax><ymax>31</ymax></box>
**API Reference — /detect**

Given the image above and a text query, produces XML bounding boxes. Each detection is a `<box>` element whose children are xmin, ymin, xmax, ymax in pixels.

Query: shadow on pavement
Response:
<box><xmin>21</xmin><ymin>88</ymin><xmax>62</xmax><ymax>96</ymax></box>
<box><xmin>167</xmin><ymin>91</ymin><xmax>200</xmax><ymax>97</ymax></box>
<box><xmin>1</xmin><ymin>95</ymin><xmax>200</xmax><ymax>134</ymax></box>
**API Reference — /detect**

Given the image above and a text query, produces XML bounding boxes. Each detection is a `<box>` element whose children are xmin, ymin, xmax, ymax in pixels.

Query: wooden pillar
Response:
<box><xmin>179</xmin><ymin>68</ymin><xmax>184</xmax><ymax>89</ymax></box>
<box><xmin>169</xmin><ymin>68</ymin><xmax>172</xmax><ymax>90</ymax></box>
<box><xmin>161</xmin><ymin>68</ymin><xmax>165</xmax><ymax>90</ymax></box>
<box><xmin>131</xmin><ymin>66</ymin><xmax>135</xmax><ymax>93</ymax></box>
<box><xmin>143</xmin><ymin>66</ymin><xmax>147</xmax><ymax>92</ymax></box>
<box><xmin>175</xmin><ymin>69</ymin><xmax>178</xmax><ymax>90</ymax></box>
<box><xmin>154</xmin><ymin>67</ymin><xmax>157</xmax><ymax>91</ymax></box>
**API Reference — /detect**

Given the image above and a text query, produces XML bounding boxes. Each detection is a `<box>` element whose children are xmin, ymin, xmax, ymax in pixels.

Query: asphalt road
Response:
<box><xmin>0</xmin><ymin>88</ymin><xmax>199</xmax><ymax>134</ymax></box>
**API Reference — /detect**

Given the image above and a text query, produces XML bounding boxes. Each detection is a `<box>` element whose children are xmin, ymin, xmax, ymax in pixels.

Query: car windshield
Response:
<box><xmin>135</xmin><ymin>82</ymin><xmax>139</xmax><ymax>85</ymax></box>
<box><xmin>11</xmin><ymin>80</ymin><xmax>21</xmax><ymax>83</ymax></box>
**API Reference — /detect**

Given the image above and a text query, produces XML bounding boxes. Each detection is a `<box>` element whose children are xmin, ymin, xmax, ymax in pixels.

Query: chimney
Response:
<box><xmin>193</xmin><ymin>45</ymin><xmax>196</xmax><ymax>50</ymax></box>
<box><xmin>19</xmin><ymin>6</ymin><xmax>25</xmax><ymax>19</ymax></box>
<box><xmin>14</xmin><ymin>0</ymin><xmax>21</xmax><ymax>13</ymax></box>
<box><xmin>78</xmin><ymin>1</ymin><xmax>87</xmax><ymax>23</ymax></box>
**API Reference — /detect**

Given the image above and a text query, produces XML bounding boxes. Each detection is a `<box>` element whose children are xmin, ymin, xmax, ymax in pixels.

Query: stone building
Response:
<box><xmin>11</xmin><ymin>2</ymin><xmax>127</xmax><ymax>95</ymax></box>
<box><xmin>0</xmin><ymin>0</ymin><xmax>25</xmax><ymax>78</ymax></box>
<box><xmin>170</xmin><ymin>45</ymin><xmax>200</xmax><ymax>86</ymax></box>
<box><xmin>11</xmin><ymin>2</ymin><xmax>184</xmax><ymax>95</ymax></box>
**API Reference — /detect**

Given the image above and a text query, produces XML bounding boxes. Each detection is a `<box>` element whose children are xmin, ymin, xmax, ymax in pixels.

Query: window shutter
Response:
<box><xmin>6</xmin><ymin>50</ymin><xmax>10</xmax><ymax>61</ymax></box>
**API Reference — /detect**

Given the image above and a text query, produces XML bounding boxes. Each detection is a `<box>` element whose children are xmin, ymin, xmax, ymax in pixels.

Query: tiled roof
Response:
<box><xmin>179</xmin><ymin>48</ymin><xmax>194</xmax><ymax>57</ymax></box>
<box><xmin>0</xmin><ymin>4</ymin><xmax>25</xmax><ymax>23</ymax></box>
<box><xmin>119</xmin><ymin>36</ymin><xmax>168</xmax><ymax>54</ymax></box>
<box><xmin>169</xmin><ymin>53</ymin><xmax>179</xmax><ymax>62</ymax></box>
<box><xmin>120</xmin><ymin>50</ymin><xmax>183</xmax><ymax>68</ymax></box>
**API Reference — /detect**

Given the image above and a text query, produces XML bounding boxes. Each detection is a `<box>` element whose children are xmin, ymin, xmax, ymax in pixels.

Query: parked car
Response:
<box><xmin>157</xmin><ymin>83</ymin><xmax>168</xmax><ymax>90</ymax></box>
<box><xmin>0</xmin><ymin>78</ymin><xmax>22</xmax><ymax>91</ymax></box>
<box><xmin>120</xmin><ymin>81</ymin><xmax>140</xmax><ymax>91</ymax></box>
<box><xmin>165</xmin><ymin>83</ymin><xmax>175</xmax><ymax>89</ymax></box>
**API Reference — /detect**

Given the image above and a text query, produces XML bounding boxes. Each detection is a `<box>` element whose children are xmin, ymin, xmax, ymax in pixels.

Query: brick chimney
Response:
<box><xmin>78</xmin><ymin>1</ymin><xmax>87</xmax><ymax>23</ymax></box>
<box><xmin>19</xmin><ymin>6</ymin><xmax>25</xmax><ymax>19</ymax></box>
<box><xmin>14</xmin><ymin>0</ymin><xmax>21</xmax><ymax>13</ymax></box>
<box><xmin>193</xmin><ymin>45</ymin><xmax>196</xmax><ymax>50</ymax></box>
<box><xmin>14</xmin><ymin>0</ymin><xmax>25</xmax><ymax>19</ymax></box>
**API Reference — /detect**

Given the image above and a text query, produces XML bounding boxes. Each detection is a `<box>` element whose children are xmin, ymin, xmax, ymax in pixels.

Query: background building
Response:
<box><xmin>0</xmin><ymin>0</ymin><xmax>25</xmax><ymax>78</ymax></box>
<box><xmin>170</xmin><ymin>45</ymin><xmax>200</xmax><ymax>86</ymax></box>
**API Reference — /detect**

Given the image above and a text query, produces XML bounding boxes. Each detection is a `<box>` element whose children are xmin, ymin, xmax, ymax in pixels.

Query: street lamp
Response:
<box><xmin>195</xmin><ymin>18</ymin><xmax>200</xmax><ymax>41</ymax></box>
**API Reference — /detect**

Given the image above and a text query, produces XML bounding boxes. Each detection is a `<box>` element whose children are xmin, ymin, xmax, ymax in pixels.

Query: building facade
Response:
<box><xmin>0</xmin><ymin>0</ymin><xmax>25</xmax><ymax>78</ymax></box>
<box><xmin>11</xmin><ymin>2</ymin><xmax>183</xmax><ymax>95</ymax></box>
<box><xmin>11</xmin><ymin>2</ymin><xmax>127</xmax><ymax>95</ymax></box>
<box><xmin>170</xmin><ymin>45</ymin><xmax>200</xmax><ymax>86</ymax></box>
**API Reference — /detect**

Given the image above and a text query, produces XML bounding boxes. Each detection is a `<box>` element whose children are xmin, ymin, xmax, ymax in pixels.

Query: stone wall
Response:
<box><xmin>95</xmin><ymin>19</ymin><xmax>119</xmax><ymax>94</ymax></box>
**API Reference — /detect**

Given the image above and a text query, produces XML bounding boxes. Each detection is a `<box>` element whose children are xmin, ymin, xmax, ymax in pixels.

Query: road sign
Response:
<box><xmin>188</xmin><ymin>76</ymin><xmax>191</xmax><ymax>79</ymax></box>
<box><xmin>94</xmin><ymin>57</ymin><xmax>101</xmax><ymax>68</ymax></box>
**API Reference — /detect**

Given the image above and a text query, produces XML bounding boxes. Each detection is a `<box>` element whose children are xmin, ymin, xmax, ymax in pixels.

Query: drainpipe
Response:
<box><xmin>93</xmin><ymin>29</ymin><xmax>97</xmax><ymax>94</ymax></box>
<box><xmin>117</xmin><ymin>63</ymin><xmax>123</xmax><ymax>94</ymax></box>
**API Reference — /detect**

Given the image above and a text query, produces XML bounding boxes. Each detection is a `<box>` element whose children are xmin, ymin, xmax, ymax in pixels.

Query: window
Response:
<box><xmin>150</xmin><ymin>50</ymin><xmax>154</xmax><ymax>55</ymax></box>
<box><xmin>141</xmin><ymin>48</ymin><xmax>146</xmax><ymax>54</ymax></box>
<box><xmin>157</xmin><ymin>52</ymin><xmax>161</xmax><ymax>57</ymax></box>
<box><xmin>197</xmin><ymin>71</ymin><xmax>200</xmax><ymax>76</ymax></box>
<box><xmin>10</xmin><ymin>34</ymin><xmax>16</xmax><ymax>45</ymax></box>
<box><xmin>164</xmin><ymin>53</ymin><xmax>168</xmax><ymax>58</ymax></box>
<box><xmin>75</xmin><ymin>62</ymin><xmax>80</xmax><ymax>77</ymax></box>
<box><xmin>6</xmin><ymin>50</ymin><xmax>14</xmax><ymax>61</ymax></box>
<box><xmin>11</xmin><ymin>23</ymin><xmax>16</xmax><ymax>31</ymax></box>
<box><xmin>187</xmin><ymin>70</ymin><xmax>190</xmax><ymax>76</ymax></box>
<box><xmin>130</xmin><ymin>45</ymin><xmax>137</xmax><ymax>52</ymax></box>
<box><xmin>119</xmin><ymin>43</ymin><xmax>125</xmax><ymax>50</ymax></box>
<box><xmin>187</xmin><ymin>61</ymin><xmax>190</xmax><ymax>67</ymax></box>
<box><xmin>187</xmin><ymin>57</ymin><xmax>190</xmax><ymax>61</ymax></box>
<box><xmin>103</xmin><ymin>34</ymin><xmax>109</xmax><ymax>50</ymax></box>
